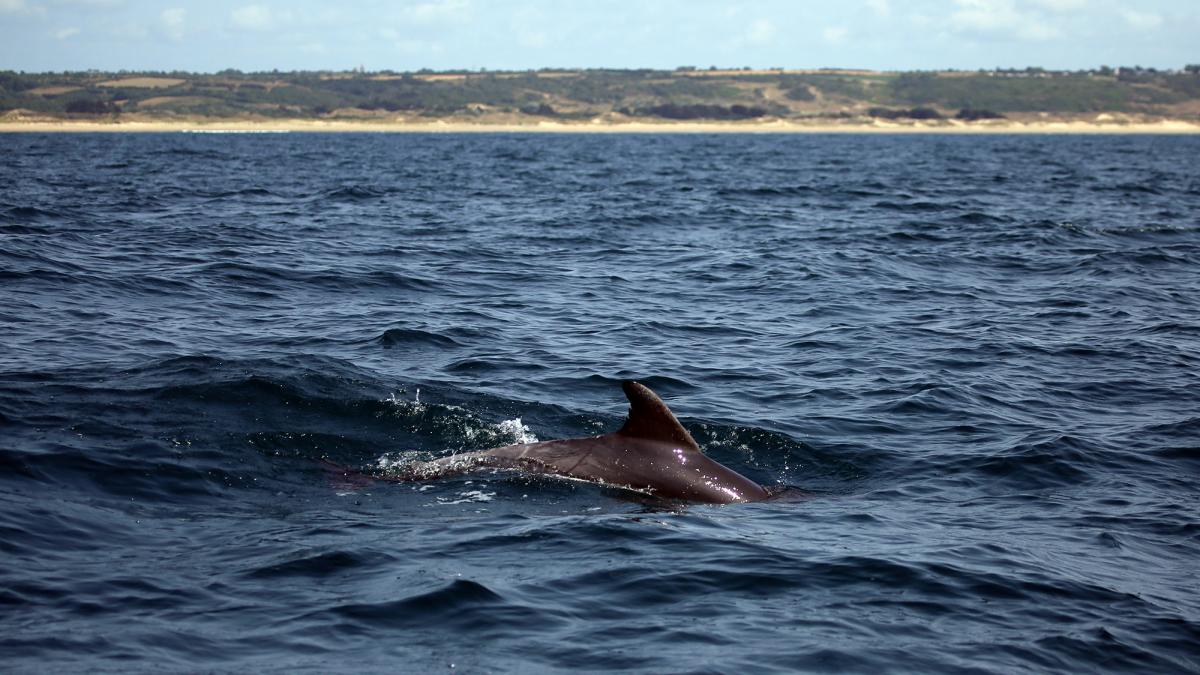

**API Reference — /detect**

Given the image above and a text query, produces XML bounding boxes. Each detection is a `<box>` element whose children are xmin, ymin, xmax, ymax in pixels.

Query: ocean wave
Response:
<box><xmin>3</xmin><ymin>132</ymin><xmax>1199</xmax><ymax>673</ymax></box>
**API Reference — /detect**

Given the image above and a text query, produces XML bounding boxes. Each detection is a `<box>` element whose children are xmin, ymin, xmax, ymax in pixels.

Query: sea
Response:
<box><xmin>1</xmin><ymin>131</ymin><xmax>1198</xmax><ymax>673</ymax></box>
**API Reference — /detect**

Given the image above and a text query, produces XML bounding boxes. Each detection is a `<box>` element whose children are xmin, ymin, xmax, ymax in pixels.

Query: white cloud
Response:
<box><xmin>507</xmin><ymin>5</ymin><xmax>549</xmax><ymax>49</ymax></box>
<box><xmin>401</xmin><ymin>0</ymin><xmax>470</xmax><ymax>24</ymax></box>
<box><xmin>517</xmin><ymin>30</ymin><xmax>548</xmax><ymax>48</ymax></box>
<box><xmin>866</xmin><ymin>0</ymin><xmax>890</xmax><ymax>18</ymax></box>
<box><xmin>110</xmin><ymin>22</ymin><xmax>148</xmax><ymax>39</ymax></box>
<box><xmin>1120</xmin><ymin>9</ymin><xmax>1162</xmax><ymax>30</ymax></box>
<box><xmin>948</xmin><ymin>0</ymin><xmax>1060</xmax><ymax>41</ymax></box>
<box><xmin>823</xmin><ymin>26</ymin><xmax>849</xmax><ymax>45</ymax></box>
<box><xmin>55</xmin><ymin>0</ymin><xmax>125</xmax><ymax>6</ymax></box>
<box><xmin>1030</xmin><ymin>0</ymin><xmax>1085</xmax><ymax>10</ymax></box>
<box><xmin>232</xmin><ymin>4</ymin><xmax>275</xmax><ymax>31</ymax></box>
<box><xmin>1019</xmin><ymin>21</ymin><xmax>1060</xmax><ymax>40</ymax></box>
<box><xmin>378</xmin><ymin>27</ymin><xmax>446</xmax><ymax>55</ymax></box>
<box><xmin>394</xmin><ymin>38</ymin><xmax>444</xmax><ymax>55</ymax></box>
<box><xmin>746</xmin><ymin>18</ymin><xmax>776</xmax><ymax>45</ymax></box>
<box><xmin>54</xmin><ymin>26</ymin><xmax>81</xmax><ymax>40</ymax></box>
<box><xmin>950</xmin><ymin>0</ymin><xmax>1020</xmax><ymax>31</ymax></box>
<box><xmin>161</xmin><ymin>8</ymin><xmax>185</xmax><ymax>41</ymax></box>
<box><xmin>0</xmin><ymin>0</ymin><xmax>23</xmax><ymax>11</ymax></box>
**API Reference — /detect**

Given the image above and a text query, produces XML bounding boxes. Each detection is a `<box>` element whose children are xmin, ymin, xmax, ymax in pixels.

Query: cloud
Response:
<box><xmin>401</xmin><ymin>0</ymin><xmax>470</xmax><ymax>24</ymax></box>
<box><xmin>1019</xmin><ymin>22</ymin><xmax>1059</xmax><ymax>40</ymax></box>
<box><xmin>866</xmin><ymin>0</ymin><xmax>890</xmax><ymax>18</ymax></box>
<box><xmin>0</xmin><ymin>0</ymin><xmax>26</xmax><ymax>12</ymax></box>
<box><xmin>1030</xmin><ymin>0</ymin><xmax>1085</xmax><ymax>10</ymax></box>
<box><xmin>375</xmin><ymin>0</ymin><xmax>469</xmax><ymax>51</ymax></box>
<box><xmin>508</xmin><ymin>5</ymin><xmax>551</xmax><ymax>49</ymax></box>
<box><xmin>161</xmin><ymin>8</ymin><xmax>185</xmax><ymax>41</ymax></box>
<box><xmin>232</xmin><ymin>4</ymin><xmax>275</xmax><ymax>31</ymax></box>
<box><xmin>517</xmin><ymin>30</ymin><xmax>548</xmax><ymax>48</ymax></box>
<box><xmin>1120</xmin><ymin>9</ymin><xmax>1162</xmax><ymax>30</ymax></box>
<box><xmin>948</xmin><ymin>0</ymin><xmax>1060</xmax><ymax>41</ymax></box>
<box><xmin>393</xmin><ymin>38</ymin><xmax>444</xmax><ymax>55</ymax></box>
<box><xmin>54</xmin><ymin>26</ymin><xmax>81</xmax><ymax>40</ymax></box>
<box><xmin>950</xmin><ymin>0</ymin><xmax>1019</xmax><ymax>31</ymax></box>
<box><xmin>378</xmin><ymin>27</ymin><xmax>445</xmax><ymax>55</ymax></box>
<box><xmin>745</xmin><ymin>18</ymin><xmax>776</xmax><ymax>45</ymax></box>
<box><xmin>111</xmin><ymin>22</ymin><xmax>149</xmax><ymax>39</ymax></box>
<box><xmin>823</xmin><ymin>26</ymin><xmax>849</xmax><ymax>45</ymax></box>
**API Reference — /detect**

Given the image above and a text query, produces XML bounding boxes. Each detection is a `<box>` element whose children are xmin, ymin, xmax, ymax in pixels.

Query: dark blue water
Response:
<box><xmin>2</xmin><ymin>132</ymin><xmax>1198</xmax><ymax>673</ymax></box>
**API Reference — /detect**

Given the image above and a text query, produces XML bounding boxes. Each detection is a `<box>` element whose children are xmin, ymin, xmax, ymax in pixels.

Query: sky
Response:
<box><xmin>0</xmin><ymin>0</ymin><xmax>1196</xmax><ymax>73</ymax></box>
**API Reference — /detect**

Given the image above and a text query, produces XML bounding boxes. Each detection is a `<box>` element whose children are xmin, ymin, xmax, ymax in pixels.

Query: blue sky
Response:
<box><xmin>0</xmin><ymin>0</ymin><xmax>1195</xmax><ymax>73</ymax></box>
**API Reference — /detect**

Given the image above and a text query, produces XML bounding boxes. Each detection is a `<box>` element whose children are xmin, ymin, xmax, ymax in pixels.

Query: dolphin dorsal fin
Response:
<box><xmin>617</xmin><ymin>381</ymin><xmax>701</xmax><ymax>452</ymax></box>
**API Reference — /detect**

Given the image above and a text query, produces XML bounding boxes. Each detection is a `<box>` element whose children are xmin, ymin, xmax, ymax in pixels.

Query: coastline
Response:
<box><xmin>3</xmin><ymin>115</ymin><xmax>1199</xmax><ymax>134</ymax></box>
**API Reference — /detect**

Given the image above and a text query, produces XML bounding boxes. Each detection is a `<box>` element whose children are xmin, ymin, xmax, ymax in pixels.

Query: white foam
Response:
<box><xmin>436</xmin><ymin>489</ymin><xmax>495</xmax><ymax>505</ymax></box>
<box><xmin>376</xmin><ymin>394</ymin><xmax>539</xmax><ymax>474</ymax></box>
<box><xmin>384</xmin><ymin>391</ymin><xmax>427</xmax><ymax>416</ymax></box>
<box><xmin>375</xmin><ymin>449</ymin><xmax>432</xmax><ymax>471</ymax></box>
<box><xmin>495</xmin><ymin>417</ymin><xmax>539</xmax><ymax>444</ymax></box>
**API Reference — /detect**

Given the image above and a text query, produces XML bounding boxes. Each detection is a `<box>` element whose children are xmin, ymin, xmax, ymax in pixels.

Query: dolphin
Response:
<box><xmin>389</xmin><ymin>381</ymin><xmax>770</xmax><ymax>504</ymax></box>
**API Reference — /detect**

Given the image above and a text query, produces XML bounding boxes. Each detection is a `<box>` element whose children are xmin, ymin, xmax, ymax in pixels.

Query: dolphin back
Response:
<box><xmin>617</xmin><ymin>381</ymin><xmax>701</xmax><ymax>452</ymax></box>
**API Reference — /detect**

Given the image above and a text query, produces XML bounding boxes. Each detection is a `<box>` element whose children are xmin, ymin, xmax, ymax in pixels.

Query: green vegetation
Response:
<box><xmin>620</xmin><ymin>103</ymin><xmax>768</xmax><ymax>120</ymax></box>
<box><xmin>1</xmin><ymin>66</ymin><xmax>1197</xmax><ymax>121</ymax></box>
<box><xmin>886</xmin><ymin>72</ymin><xmax>1183</xmax><ymax>112</ymax></box>
<box><xmin>866</xmin><ymin>106</ymin><xmax>944</xmax><ymax>120</ymax></box>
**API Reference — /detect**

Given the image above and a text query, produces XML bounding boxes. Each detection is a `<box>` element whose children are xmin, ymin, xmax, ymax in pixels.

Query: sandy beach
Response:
<box><xmin>3</xmin><ymin>114</ymin><xmax>1199</xmax><ymax>134</ymax></box>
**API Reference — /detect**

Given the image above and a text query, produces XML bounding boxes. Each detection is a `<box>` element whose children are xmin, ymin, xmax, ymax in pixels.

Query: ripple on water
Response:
<box><xmin>1</xmin><ymin>133</ymin><xmax>1198</xmax><ymax>673</ymax></box>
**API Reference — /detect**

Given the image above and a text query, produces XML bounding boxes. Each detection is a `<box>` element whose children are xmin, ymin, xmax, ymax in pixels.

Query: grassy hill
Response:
<box><xmin>3</xmin><ymin>66</ymin><xmax>1198</xmax><ymax>123</ymax></box>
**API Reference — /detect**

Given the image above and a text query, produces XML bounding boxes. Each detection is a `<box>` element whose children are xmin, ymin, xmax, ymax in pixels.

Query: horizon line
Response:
<box><xmin>8</xmin><ymin>64</ymin><xmax>1197</xmax><ymax>76</ymax></box>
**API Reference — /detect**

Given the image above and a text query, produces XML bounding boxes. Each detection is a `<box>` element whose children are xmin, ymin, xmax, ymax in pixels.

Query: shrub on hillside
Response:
<box><xmin>65</xmin><ymin>99</ymin><xmax>116</xmax><ymax>115</ymax></box>
<box><xmin>866</xmin><ymin>107</ymin><xmax>942</xmax><ymax>119</ymax></box>
<box><xmin>631</xmin><ymin>103</ymin><xmax>767</xmax><ymax>120</ymax></box>
<box><xmin>956</xmin><ymin>108</ymin><xmax>1006</xmax><ymax>120</ymax></box>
